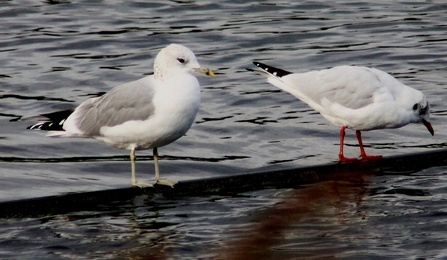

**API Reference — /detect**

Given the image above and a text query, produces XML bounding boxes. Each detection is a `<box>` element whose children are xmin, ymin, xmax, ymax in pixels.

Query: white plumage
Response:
<box><xmin>31</xmin><ymin>44</ymin><xmax>214</xmax><ymax>187</ymax></box>
<box><xmin>250</xmin><ymin>62</ymin><xmax>433</xmax><ymax>161</ymax></box>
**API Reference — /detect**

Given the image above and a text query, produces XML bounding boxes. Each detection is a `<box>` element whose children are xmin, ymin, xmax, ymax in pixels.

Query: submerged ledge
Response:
<box><xmin>1</xmin><ymin>149</ymin><xmax>447</xmax><ymax>218</ymax></box>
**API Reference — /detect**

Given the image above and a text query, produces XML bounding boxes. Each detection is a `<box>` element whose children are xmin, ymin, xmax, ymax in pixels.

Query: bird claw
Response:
<box><xmin>155</xmin><ymin>179</ymin><xmax>178</xmax><ymax>188</ymax></box>
<box><xmin>132</xmin><ymin>182</ymin><xmax>154</xmax><ymax>188</ymax></box>
<box><xmin>339</xmin><ymin>154</ymin><xmax>382</xmax><ymax>162</ymax></box>
<box><xmin>339</xmin><ymin>156</ymin><xmax>359</xmax><ymax>162</ymax></box>
<box><xmin>360</xmin><ymin>155</ymin><xmax>382</xmax><ymax>160</ymax></box>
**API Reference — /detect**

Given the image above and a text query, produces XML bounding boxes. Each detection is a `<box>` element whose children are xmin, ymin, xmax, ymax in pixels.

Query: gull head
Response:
<box><xmin>154</xmin><ymin>44</ymin><xmax>214</xmax><ymax>80</ymax></box>
<box><xmin>411</xmin><ymin>95</ymin><xmax>433</xmax><ymax>136</ymax></box>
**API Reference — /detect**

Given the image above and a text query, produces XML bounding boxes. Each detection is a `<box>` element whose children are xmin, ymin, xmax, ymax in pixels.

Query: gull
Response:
<box><xmin>28</xmin><ymin>44</ymin><xmax>214</xmax><ymax>187</ymax></box>
<box><xmin>249</xmin><ymin>62</ymin><xmax>433</xmax><ymax>161</ymax></box>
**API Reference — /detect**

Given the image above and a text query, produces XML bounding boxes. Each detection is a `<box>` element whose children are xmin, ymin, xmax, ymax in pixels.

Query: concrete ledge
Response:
<box><xmin>1</xmin><ymin>148</ymin><xmax>446</xmax><ymax>218</ymax></box>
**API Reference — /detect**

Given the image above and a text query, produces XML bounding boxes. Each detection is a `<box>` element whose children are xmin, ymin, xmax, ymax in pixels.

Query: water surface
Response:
<box><xmin>1</xmin><ymin>0</ymin><xmax>447</xmax><ymax>259</ymax></box>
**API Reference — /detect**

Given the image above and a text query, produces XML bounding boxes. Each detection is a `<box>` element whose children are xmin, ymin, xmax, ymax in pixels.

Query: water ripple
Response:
<box><xmin>1</xmin><ymin>0</ymin><xmax>447</xmax><ymax>258</ymax></box>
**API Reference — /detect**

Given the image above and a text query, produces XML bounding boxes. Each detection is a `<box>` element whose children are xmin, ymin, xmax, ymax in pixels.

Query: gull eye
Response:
<box><xmin>420</xmin><ymin>105</ymin><xmax>428</xmax><ymax>115</ymax></box>
<box><xmin>413</xmin><ymin>103</ymin><xmax>418</xmax><ymax>110</ymax></box>
<box><xmin>177</xmin><ymin>57</ymin><xmax>186</xmax><ymax>64</ymax></box>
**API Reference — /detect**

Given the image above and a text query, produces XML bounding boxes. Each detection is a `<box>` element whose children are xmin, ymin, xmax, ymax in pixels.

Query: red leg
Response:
<box><xmin>338</xmin><ymin>126</ymin><xmax>357</xmax><ymax>161</ymax></box>
<box><xmin>356</xmin><ymin>131</ymin><xmax>382</xmax><ymax>160</ymax></box>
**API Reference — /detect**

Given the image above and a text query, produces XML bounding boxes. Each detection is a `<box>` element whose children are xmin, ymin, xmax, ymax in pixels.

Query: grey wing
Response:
<box><xmin>75</xmin><ymin>78</ymin><xmax>156</xmax><ymax>136</ymax></box>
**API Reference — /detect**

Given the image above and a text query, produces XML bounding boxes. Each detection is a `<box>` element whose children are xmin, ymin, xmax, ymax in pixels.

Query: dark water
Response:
<box><xmin>1</xmin><ymin>0</ymin><xmax>447</xmax><ymax>259</ymax></box>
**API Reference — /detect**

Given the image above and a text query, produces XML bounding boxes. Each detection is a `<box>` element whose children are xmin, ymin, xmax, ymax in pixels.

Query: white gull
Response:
<box><xmin>29</xmin><ymin>44</ymin><xmax>214</xmax><ymax>187</ymax></box>
<box><xmin>249</xmin><ymin>62</ymin><xmax>433</xmax><ymax>161</ymax></box>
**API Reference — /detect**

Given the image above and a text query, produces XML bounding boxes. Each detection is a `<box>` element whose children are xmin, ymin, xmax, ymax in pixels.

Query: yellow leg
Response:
<box><xmin>153</xmin><ymin>147</ymin><xmax>177</xmax><ymax>188</ymax></box>
<box><xmin>130</xmin><ymin>147</ymin><xmax>153</xmax><ymax>188</ymax></box>
<box><xmin>130</xmin><ymin>148</ymin><xmax>136</xmax><ymax>185</ymax></box>
<box><xmin>154</xmin><ymin>147</ymin><xmax>160</xmax><ymax>182</ymax></box>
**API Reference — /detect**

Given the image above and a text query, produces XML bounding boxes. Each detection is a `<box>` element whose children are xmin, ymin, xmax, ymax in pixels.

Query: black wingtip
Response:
<box><xmin>26</xmin><ymin>109</ymin><xmax>74</xmax><ymax>131</ymax></box>
<box><xmin>252</xmin><ymin>62</ymin><xmax>293</xmax><ymax>77</ymax></box>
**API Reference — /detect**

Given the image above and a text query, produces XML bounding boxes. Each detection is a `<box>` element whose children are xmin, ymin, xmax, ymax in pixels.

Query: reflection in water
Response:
<box><xmin>112</xmin><ymin>171</ymin><xmax>370</xmax><ymax>259</ymax></box>
<box><xmin>3</xmin><ymin>166</ymin><xmax>447</xmax><ymax>259</ymax></box>
<box><xmin>216</xmin><ymin>177</ymin><xmax>369</xmax><ymax>259</ymax></box>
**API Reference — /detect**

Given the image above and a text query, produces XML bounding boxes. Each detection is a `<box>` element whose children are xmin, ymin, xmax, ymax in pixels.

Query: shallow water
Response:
<box><xmin>1</xmin><ymin>0</ymin><xmax>447</xmax><ymax>259</ymax></box>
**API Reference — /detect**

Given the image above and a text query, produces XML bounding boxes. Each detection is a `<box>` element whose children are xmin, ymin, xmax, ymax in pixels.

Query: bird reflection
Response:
<box><xmin>216</xmin><ymin>174</ymin><xmax>370</xmax><ymax>260</ymax></box>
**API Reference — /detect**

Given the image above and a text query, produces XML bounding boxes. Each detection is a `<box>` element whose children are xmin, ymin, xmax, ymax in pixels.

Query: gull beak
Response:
<box><xmin>422</xmin><ymin>119</ymin><xmax>434</xmax><ymax>136</ymax></box>
<box><xmin>195</xmin><ymin>66</ymin><xmax>215</xmax><ymax>77</ymax></box>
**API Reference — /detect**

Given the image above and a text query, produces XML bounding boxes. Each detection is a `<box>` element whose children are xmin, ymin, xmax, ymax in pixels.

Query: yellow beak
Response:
<box><xmin>195</xmin><ymin>66</ymin><xmax>215</xmax><ymax>77</ymax></box>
